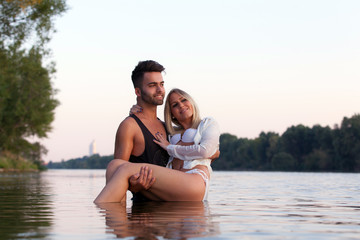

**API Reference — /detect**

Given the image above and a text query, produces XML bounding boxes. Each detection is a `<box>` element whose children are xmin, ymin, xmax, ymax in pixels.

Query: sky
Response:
<box><xmin>41</xmin><ymin>0</ymin><xmax>360</xmax><ymax>162</ymax></box>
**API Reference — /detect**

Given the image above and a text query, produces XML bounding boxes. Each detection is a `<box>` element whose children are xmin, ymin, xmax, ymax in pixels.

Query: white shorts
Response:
<box><xmin>185</xmin><ymin>168</ymin><xmax>210</xmax><ymax>201</ymax></box>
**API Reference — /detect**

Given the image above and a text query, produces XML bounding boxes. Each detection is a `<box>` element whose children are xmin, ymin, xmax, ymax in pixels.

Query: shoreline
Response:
<box><xmin>0</xmin><ymin>168</ymin><xmax>40</xmax><ymax>173</ymax></box>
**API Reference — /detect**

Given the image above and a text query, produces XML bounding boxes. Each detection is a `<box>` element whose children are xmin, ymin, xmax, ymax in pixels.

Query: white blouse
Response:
<box><xmin>166</xmin><ymin>117</ymin><xmax>220</xmax><ymax>172</ymax></box>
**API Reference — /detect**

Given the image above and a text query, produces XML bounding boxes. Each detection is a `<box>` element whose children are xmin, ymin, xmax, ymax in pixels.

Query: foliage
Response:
<box><xmin>49</xmin><ymin>114</ymin><xmax>360</xmax><ymax>172</ymax></box>
<box><xmin>271</xmin><ymin>152</ymin><xmax>296</xmax><ymax>171</ymax></box>
<box><xmin>0</xmin><ymin>150</ymin><xmax>38</xmax><ymax>170</ymax></box>
<box><xmin>0</xmin><ymin>47</ymin><xmax>58</xmax><ymax>153</ymax></box>
<box><xmin>1</xmin><ymin>0</ymin><xmax>67</xmax><ymax>50</ymax></box>
<box><xmin>0</xmin><ymin>0</ymin><xmax>67</xmax><ymax>170</ymax></box>
<box><xmin>215</xmin><ymin>114</ymin><xmax>360</xmax><ymax>172</ymax></box>
<box><xmin>47</xmin><ymin>154</ymin><xmax>114</xmax><ymax>169</ymax></box>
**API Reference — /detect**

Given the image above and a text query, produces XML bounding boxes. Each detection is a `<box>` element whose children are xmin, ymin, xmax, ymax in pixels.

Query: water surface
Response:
<box><xmin>0</xmin><ymin>170</ymin><xmax>359</xmax><ymax>239</ymax></box>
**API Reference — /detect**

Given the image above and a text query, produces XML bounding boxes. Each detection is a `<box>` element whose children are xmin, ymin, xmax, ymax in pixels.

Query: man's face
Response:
<box><xmin>139</xmin><ymin>72</ymin><xmax>165</xmax><ymax>106</ymax></box>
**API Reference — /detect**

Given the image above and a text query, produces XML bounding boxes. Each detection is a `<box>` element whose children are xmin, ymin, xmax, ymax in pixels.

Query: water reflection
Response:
<box><xmin>1</xmin><ymin>170</ymin><xmax>359</xmax><ymax>239</ymax></box>
<box><xmin>0</xmin><ymin>172</ymin><xmax>53</xmax><ymax>239</ymax></box>
<box><xmin>96</xmin><ymin>201</ymin><xmax>220</xmax><ymax>239</ymax></box>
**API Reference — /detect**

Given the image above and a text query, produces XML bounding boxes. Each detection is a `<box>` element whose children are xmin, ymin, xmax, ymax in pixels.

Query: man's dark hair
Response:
<box><xmin>131</xmin><ymin>60</ymin><xmax>165</xmax><ymax>88</ymax></box>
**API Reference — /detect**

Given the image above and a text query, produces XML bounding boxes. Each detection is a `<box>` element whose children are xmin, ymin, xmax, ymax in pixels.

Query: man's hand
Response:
<box><xmin>210</xmin><ymin>150</ymin><xmax>220</xmax><ymax>163</ymax></box>
<box><xmin>128</xmin><ymin>166</ymin><xmax>156</xmax><ymax>193</ymax></box>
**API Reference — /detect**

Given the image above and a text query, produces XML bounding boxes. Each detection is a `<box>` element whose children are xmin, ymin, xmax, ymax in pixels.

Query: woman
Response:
<box><xmin>94</xmin><ymin>88</ymin><xmax>220</xmax><ymax>203</ymax></box>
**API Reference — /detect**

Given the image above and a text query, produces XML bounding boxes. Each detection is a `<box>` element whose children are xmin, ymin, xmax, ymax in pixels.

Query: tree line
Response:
<box><xmin>48</xmin><ymin>114</ymin><xmax>360</xmax><ymax>172</ymax></box>
<box><xmin>212</xmin><ymin>114</ymin><xmax>360</xmax><ymax>172</ymax></box>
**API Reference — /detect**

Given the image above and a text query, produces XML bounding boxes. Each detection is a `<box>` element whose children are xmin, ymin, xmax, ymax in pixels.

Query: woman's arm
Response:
<box><xmin>155</xmin><ymin>118</ymin><xmax>220</xmax><ymax>161</ymax></box>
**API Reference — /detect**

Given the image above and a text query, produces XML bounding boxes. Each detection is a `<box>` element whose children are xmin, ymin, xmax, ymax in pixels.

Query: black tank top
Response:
<box><xmin>129</xmin><ymin>114</ymin><xmax>169</xmax><ymax>202</ymax></box>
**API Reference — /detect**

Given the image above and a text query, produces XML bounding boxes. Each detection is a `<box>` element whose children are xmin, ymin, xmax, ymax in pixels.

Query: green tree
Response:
<box><xmin>1</xmin><ymin>47</ymin><xmax>58</xmax><ymax>152</ymax></box>
<box><xmin>303</xmin><ymin>149</ymin><xmax>331</xmax><ymax>171</ymax></box>
<box><xmin>271</xmin><ymin>152</ymin><xmax>296</xmax><ymax>171</ymax></box>
<box><xmin>311</xmin><ymin>125</ymin><xmax>333</xmax><ymax>151</ymax></box>
<box><xmin>333</xmin><ymin>114</ymin><xmax>360</xmax><ymax>171</ymax></box>
<box><xmin>1</xmin><ymin>0</ymin><xmax>67</xmax><ymax>50</ymax></box>
<box><xmin>0</xmin><ymin>0</ymin><xmax>67</xmax><ymax>168</ymax></box>
<box><xmin>254</xmin><ymin>132</ymin><xmax>279</xmax><ymax>170</ymax></box>
<box><xmin>234</xmin><ymin>138</ymin><xmax>253</xmax><ymax>169</ymax></box>
<box><xmin>279</xmin><ymin>125</ymin><xmax>315</xmax><ymax>170</ymax></box>
<box><xmin>214</xmin><ymin>133</ymin><xmax>238</xmax><ymax>170</ymax></box>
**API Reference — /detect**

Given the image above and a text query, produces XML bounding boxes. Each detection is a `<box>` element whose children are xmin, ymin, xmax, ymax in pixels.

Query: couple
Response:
<box><xmin>94</xmin><ymin>60</ymin><xmax>220</xmax><ymax>203</ymax></box>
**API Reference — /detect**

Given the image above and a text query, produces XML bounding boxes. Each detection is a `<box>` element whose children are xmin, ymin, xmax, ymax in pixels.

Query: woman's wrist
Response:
<box><xmin>166</xmin><ymin>144</ymin><xmax>174</xmax><ymax>155</ymax></box>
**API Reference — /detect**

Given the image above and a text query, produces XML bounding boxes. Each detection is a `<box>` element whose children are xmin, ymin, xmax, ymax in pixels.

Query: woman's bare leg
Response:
<box><xmin>106</xmin><ymin>159</ymin><xmax>124</xmax><ymax>183</ymax></box>
<box><xmin>94</xmin><ymin>160</ymin><xmax>206</xmax><ymax>203</ymax></box>
<box><xmin>146</xmin><ymin>167</ymin><xmax>206</xmax><ymax>201</ymax></box>
<box><xmin>104</xmin><ymin>160</ymin><xmax>164</xmax><ymax>201</ymax></box>
<box><xmin>94</xmin><ymin>160</ymin><xmax>132</xmax><ymax>203</ymax></box>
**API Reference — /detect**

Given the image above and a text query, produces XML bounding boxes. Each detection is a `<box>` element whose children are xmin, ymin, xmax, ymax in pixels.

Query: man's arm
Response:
<box><xmin>114</xmin><ymin>117</ymin><xmax>135</xmax><ymax>160</ymax></box>
<box><xmin>210</xmin><ymin>150</ymin><xmax>220</xmax><ymax>163</ymax></box>
<box><xmin>106</xmin><ymin>118</ymin><xmax>135</xmax><ymax>183</ymax></box>
<box><xmin>111</xmin><ymin>117</ymin><xmax>155</xmax><ymax>193</ymax></box>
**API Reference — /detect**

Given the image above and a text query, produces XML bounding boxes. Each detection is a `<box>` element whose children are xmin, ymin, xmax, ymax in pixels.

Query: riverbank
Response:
<box><xmin>0</xmin><ymin>152</ymin><xmax>41</xmax><ymax>172</ymax></box>
<box><xmin>0</xmin><ymin>168</ymin><xmax>39</xmax><ymax>172</ymax></box>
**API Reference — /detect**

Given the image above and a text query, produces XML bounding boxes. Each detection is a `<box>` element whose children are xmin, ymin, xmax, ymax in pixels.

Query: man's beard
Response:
<box><xmin>140</xmin><ymin>89</ymin><xmax>164</xmax><ymax>105</ymax></box>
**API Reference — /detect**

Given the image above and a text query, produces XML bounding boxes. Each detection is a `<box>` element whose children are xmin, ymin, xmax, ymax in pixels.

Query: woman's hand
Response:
<box><xmin>129</xmin><ymin>104</ymin><xmax>142</xmax><ymax>115</ymax></box>
<box><xmin>153</xmin><ymin>132</ymin><xmax>170</xmax><ymax>150</ymax></box>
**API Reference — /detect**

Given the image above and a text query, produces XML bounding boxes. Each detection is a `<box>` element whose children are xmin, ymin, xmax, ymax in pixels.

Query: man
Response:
<box><xmin>106</xmin><ymin>60</ymin><xmax>169</xmax><ymax>202</ymax></box>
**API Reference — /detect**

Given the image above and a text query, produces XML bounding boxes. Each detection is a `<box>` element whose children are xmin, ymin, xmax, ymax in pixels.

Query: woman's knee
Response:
<box><xmin>106</xmin><ymin>159</ymin><xmax>128</xmax><ymax>182</ymax></box>
<box><xmin>107</xmin><ymin>159</ymin><xmax>126</xmax><ymax>172</ymax></box>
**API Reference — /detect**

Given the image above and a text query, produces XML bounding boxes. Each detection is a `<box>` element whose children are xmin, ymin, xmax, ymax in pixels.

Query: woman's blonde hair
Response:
<box><xmin>164</xmin><ymin>88</ymin><xmax>201</xmax><ymax>135</ymax></box>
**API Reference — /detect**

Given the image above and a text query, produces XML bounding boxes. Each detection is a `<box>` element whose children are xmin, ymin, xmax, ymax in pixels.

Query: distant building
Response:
<box><xmin>89</xmin><ymin>140</ymin><xmax>97</xmax><ymax>156</ymax></box>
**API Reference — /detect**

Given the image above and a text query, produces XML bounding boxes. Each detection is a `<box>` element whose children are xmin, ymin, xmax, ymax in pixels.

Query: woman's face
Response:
<box><xmin>169</xmin><ymin>92</ymin><xmax>194</xmax><ymax>124</ymax></box>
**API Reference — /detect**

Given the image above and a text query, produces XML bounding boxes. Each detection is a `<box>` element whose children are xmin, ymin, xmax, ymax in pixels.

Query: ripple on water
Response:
<box><xmin>1</xmin><ymin>170</ymin><xmax>360</xmax><ymax>239</ymax></box>
<box><xmin>0</xmin><ymin>172</ymin><xmax>54</xmax><ymax>239</ymax></box>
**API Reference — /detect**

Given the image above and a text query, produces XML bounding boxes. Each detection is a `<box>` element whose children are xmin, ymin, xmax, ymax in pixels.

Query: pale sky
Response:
<box><xmin>42</xmin><ymin>0</ymin><xmax>360</xmax><ymax>162</ymax></box>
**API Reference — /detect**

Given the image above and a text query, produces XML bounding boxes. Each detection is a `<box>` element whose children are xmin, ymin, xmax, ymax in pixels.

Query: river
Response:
<box><xmin>0</xmin><ymin>170</ymin><xmax>359</xmax><ymax>239</ymax></box>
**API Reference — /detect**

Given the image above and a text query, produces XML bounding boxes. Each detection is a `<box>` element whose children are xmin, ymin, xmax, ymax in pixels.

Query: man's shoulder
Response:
<box><xmin>117</xmin><ymin>115</ymin><xmax>139</xmax><ymax>133</ymax></box>
<box><xmin>122</xmin><ymin>115</ymin><xmax>137</xmax><ymax>124</ymax></box>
